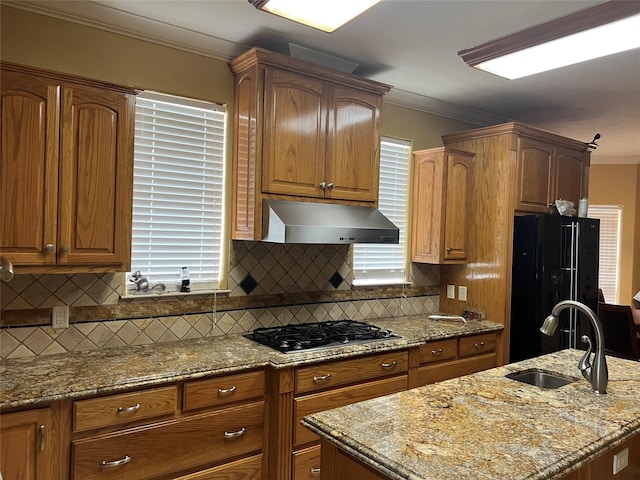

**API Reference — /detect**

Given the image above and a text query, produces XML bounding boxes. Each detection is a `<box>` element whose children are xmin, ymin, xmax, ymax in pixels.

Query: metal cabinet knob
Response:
<box><xmin>319</xmin><ymin>181</ymin><xmax>326</xmax><ymax>189</ymax></box>
<box><xmin>326</xmin><ymin>182</ymin><xmax>334</xmax><ymax>190</ymax></box>
<box><xmin>44</xmin><ymin>243</ymin><xmax>55</xmax><ymax>253</ymax></box>
<box><xmin>59</xmin><ymin>245</ymin><xmax>70</xmax><ymax>254</ymax></box>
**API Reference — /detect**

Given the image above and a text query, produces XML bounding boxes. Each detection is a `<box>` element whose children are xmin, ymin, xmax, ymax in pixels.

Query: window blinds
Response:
<box><xmin>588</xmin><ymin>204</ymin><xmax>621</xmax><ymax>303</ymax></box>
<box><xmin>352</xmin><ymin>137</ymin><xmax>411</xmax><ymax>285</ymax></box>
<box><xmin>129</xmin><ymin>92</ymin><xmax>226</xmax><ymax>291</ymax></box>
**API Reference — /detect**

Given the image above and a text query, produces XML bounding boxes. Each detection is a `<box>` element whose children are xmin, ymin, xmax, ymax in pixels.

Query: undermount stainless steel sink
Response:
<box><xmin>506</xmin><ymin>368</ymin><xmax>577</xmax><ymax>389</ymax></box>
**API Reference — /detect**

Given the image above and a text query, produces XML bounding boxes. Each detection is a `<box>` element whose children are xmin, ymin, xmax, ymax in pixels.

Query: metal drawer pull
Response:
<box><xmin>474</xmin><ymin>342</ymin><xmax>485</xmax><ymax>349</ymax></box>
<box><xmin>313</xmin><ymin>373</ymin><xmax>332</xmax><ymax>383</ymax></box>
<box><xmin>431</xmin><ymin>348</ymin><xmax>443</xmax><ymax>355</ymax></box>
<box><xmin>381</xmin><ymin>361</ymin><xmax>398</xmax><ymax>369</ymax></box>
<box><xmin>218</xmin><ymin>385</ymin><xmax>237</xmax><ymax>395</ymax></box>
<box><xmin>117</xmin><ymin>403</ymin><xmax>140</xmax><ymax>413</ymax></box>
<box><xmin>101</xmin><ymin>455</ymin><xmax>131</xmax><ymax>468</ymax></box>
<box><xmin>224</xmin><ymin>427</ymin><xmax>246</xmax><ymax>438</ymax></box>
<box><xmin>39</xmin><ymin>425</ymin><xmax>45</xmax><ymax>451</ymax></box>
<box><xmin>310</xmin><ymin>467</ymin><xmax>321</xmax><ymax>474</ymax></box>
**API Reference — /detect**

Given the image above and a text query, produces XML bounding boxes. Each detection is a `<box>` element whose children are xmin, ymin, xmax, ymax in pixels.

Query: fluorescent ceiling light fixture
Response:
<box><xmin>250</xmin><ymin>0</ymin><xmax>381</xmax><ymax>33</ymax></box>
<box><xmin>458</xmin><ymin>1</ymin><xmax>640</xmax><ymax>79</ymax></box>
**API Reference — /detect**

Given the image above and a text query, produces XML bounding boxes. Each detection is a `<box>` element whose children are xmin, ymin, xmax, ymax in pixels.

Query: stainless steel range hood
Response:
<box><xmin>262</xmin><ymin>200</ymin><xmax>399</xmax><ymax>244</ymax></box>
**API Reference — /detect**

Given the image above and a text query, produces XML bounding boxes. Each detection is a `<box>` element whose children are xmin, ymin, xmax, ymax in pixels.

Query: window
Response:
<box><xmin>588</xmin><ymin>204</ymin><xmax>622</xmax><ymax>303</ymax></box>
<box><xmin>128</xmin><ymin>92</ymin><xmax>226</xmax><ymax>293</ymax></box>
<box><xmin>352</xmin><ymin>137</ymin><xmax>411</xmax><ymax>285</ymax></box>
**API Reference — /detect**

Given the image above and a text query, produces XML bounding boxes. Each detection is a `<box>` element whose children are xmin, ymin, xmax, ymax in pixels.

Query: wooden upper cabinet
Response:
<box><xmin>411</xmin><ymin>147</ymin><xmax>473</xmax><ymax>264</ymax></box>
<box><xmin>0</xmin><ymin>63</ymin><xmax>136</xmax><ymax>273</ymax></box>
<box><xmin>516</xmin><ymin>137</ymin><xmax>554</xmax><ymax>213</ymax></box>
<box><xmin>325</xmin><ymin>85</ymin><xmax>381</xmax><ymax>202</ymax></box>
<box><xmin>555</xmin><ymin>147</ymin><xmax>589</xmax><ymax>206</ymax></box>
<box><xmin>57</xmin><ymin>84</ymin><xmax>135</xmax><ymax>268</ymax></box>
<box><xmin>229</xmin><ymin>47</ymin><xmax>391</xmax><ymax>241</ymax></box>
<box><xmin>262</xmin><ymin>68</ymin><xmax>326</xmax><ymax>198</ymax></box>
<box><xmin>516</xmin><ymin>136</ymin><xmax>590</xmax><ymax>214</ymax></box>
<box><xmin>1</xmin><ymin>70</ymin><xmax>60</xmax><ymax>266</ymax></box>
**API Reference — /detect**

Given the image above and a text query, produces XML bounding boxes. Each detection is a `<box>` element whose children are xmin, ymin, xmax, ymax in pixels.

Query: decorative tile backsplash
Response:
<box><xmin>0</xmin><ymin>241</ymin><xmax>440</xmax><ymax>359</ymax></box>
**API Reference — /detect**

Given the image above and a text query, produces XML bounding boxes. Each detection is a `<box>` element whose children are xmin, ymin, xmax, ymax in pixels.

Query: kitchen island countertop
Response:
<box><xmin>302</xmin><ymin>349</ymin><xmax>640</xmax><ymax>480</ymax></box>
<box><xmin>0</xmin><ymin>313</ymin><xmax>503</xmax><ymax>409</ymax></box>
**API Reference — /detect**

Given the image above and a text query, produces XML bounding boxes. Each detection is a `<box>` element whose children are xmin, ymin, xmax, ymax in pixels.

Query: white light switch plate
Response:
<box><xmin>447</xmin><ymin>285</ymin><xmax>455</xmax><ymax>299</ymax></box>
<box><xmin>458</xmin><ymin>286</ymin><xmax>467</xmax><ymax>301</ymax></box>
<box><xmin>613</xmin><ymin>447</ymin><xmax>628</xmax><ymax>474</ymax></box>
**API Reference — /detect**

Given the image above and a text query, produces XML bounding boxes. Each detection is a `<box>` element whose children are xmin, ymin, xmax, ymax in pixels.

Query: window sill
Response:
<box><xmin>120</xmin><ymin>289</ymin><xmax>231</xmax><ymax>300</ymax></box>
<box><xmin>351</xmin><ymin>280</ymin><xmax>412</xmax><ymax>287</ymax></box>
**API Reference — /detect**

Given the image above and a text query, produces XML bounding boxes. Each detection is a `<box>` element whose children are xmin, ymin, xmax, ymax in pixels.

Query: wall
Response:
<box><xmin>588</xmin><ymin>158</ymin><xmax>640</xmax><ymax>304</ymax></box>
<box><xmin>0</xmin><ymin>6</ymin><xmax>477</xmax><ymax>359</ymax></box>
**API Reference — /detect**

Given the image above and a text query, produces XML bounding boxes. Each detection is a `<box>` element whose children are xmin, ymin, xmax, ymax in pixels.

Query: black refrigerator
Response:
<box><xmin>509</xmin><ymin>214</ymin><xmax>600</xmax><ymax>363</ymax></box>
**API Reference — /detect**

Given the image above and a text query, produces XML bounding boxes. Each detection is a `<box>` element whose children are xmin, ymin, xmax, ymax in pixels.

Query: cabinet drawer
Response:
<box><xmin>294</xmin><ymin>376</ymin><xmax>407</xmax><ymax>446</ymax></box>
<box><xmin>171</xmin><ymin>453</ymin><xmax>262</xmax><ymax>479</ymax></box>
<box><xmin>296</xmin><ymin>351</ymin><xmax>408</xmax><ymax>394</ymax></box>
<box><xmin>73</xmin><ymin>385</ymin><xmax>178</xmax><ymax>433</ymax></box>
<box><xmin>418</xmin><ymin>339</ymin><xmax>457</xmax><ymax>364</ymax></box>
<box><xmin>417</xmin><ymin>353</ymin><xmax>497</xmax><ymax>386</ymax></box>
<box><xmin>72</xmin><ymin>401</ymin><xmax>263</xmax><ymax>480</ymax></box>
<box><xmin>458</xmin><ymin>333</ymin><xmax>497</xmax><ymax>357</ymax></box>
<box><xmin>293</xmin><ymin>445</ymin><xmax>321</xmax><ymax>480</ymax></box>
<box><xmin>183</xmin><ymin>370</ymin><xmax>264</xmax><ymax>411</ymax></box>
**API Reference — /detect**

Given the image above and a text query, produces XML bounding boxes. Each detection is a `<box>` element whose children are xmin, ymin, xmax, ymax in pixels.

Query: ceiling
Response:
<box><xmin>9</xmin><ymin>0</ymin><xmax>640</xmax><ymax>158</ymax></box>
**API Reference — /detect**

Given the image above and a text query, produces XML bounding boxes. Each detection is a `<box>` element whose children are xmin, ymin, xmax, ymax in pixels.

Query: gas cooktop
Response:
<box><xmin>244</xmin><ymin>319</ymin><xmax>399</xmax><ymax>354</ymax></box>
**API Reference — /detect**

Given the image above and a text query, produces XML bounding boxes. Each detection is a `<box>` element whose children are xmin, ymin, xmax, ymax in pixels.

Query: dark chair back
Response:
<box><xmin>598</xmin><ymin>303</ymin><xmax>640</xmax><ymax>360</ymax></box>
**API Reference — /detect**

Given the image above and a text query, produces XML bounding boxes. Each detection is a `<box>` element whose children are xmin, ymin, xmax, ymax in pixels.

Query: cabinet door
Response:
<box><xmin>0</xmin><ymin>408</ymin><xmax>57</xmax><ymax>480</ymax></box>
<box><xmin>325</xmin><ymin>86</ymin><xmax>381</xmax><ymax>202</ymax></box>
<box><xmin>555</xmin><ymin>147</ymin><xmax>588</xmax><ymax>207</ymax></box>
<box><xmin>262</xmin><ymin>68</ymin><xmax>326</xmax><ymax>198</ymax></box>
<box><xmin>1</xmin><ymin>71</ymin><xmax>59</xmax><ymax>266</ymax></box>
<box><xmin>411</xmin><ymin>150</ymin><xmax>444</xmax><ymax>263</ymax></box>
<box><xmin>443</xmin><ymin>152</ymin><xmax>471</xmax><ymax>261</ymax></box>
<box><xmin>516</xmin><ymin>137</ymin><xmax>554</xmax><ymax>213</ymax></box>
<box><xmin>58</xmin><ymin>85</ymin><xmax>134</xmax><ymax>269</ymax></box>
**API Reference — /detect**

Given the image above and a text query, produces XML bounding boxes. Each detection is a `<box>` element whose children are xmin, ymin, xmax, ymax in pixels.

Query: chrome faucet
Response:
<box><xmin>540</xmin><ymin>300</ymin><xmax>608</xmax><ymax>394</ymax></box>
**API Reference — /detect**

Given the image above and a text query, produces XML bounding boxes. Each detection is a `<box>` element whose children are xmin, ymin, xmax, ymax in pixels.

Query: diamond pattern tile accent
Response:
<box><xmin>329</xmin><ymin>271</ymin><xmax>343</xmax><ymax>289</ymax></box>
<box><xmin>239</xmin><ymin>274</ymin><xmax>258</xmax><ymax>294</ymax></box>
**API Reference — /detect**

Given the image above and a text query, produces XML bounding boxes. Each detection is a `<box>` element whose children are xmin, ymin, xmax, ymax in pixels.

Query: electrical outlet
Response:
<box><xmin>52</xmin><ymin>305</ymin><xmax>69</xmax><ymax>329</ymax></box>
<box><xmin>613</xmin><ymin>447</ymin><xmax>628</xmax><ymax>474</ymax></box>
<box><xmin>458</xmin><ymin>286</ymin><xmax>468</xmax><ymax>302</ymax></box>
<box><xmin>446</xmin><ymin>284</ymin><xmax>455</xmax><ymax>299</ymax></box>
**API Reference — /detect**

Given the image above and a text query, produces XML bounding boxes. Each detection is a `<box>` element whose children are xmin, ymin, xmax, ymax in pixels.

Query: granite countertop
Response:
<box><xmin>302</xmin><ymin>350</ymin><xmax>640</xmax><ymax>480</ymax></box>
<box><xmin>0</xmin><ymin>314</ymin><xmax>503</xmax><ymax>409</ymax></box>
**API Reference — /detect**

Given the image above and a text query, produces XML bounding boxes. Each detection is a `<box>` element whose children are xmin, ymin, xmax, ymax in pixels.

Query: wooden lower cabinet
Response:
<box><xmin>294</xmin><ymin>376</ymin><xmax>407</xmax><ymax>447</ymax></box>
<box><xmin>68</xmin><ymin>369</ymin><xmax>266</xmax><ymax>480</ymax></box>
<box><xmin>414</xmin><ymin>333</ymin><xmax>498</xmax><ymax>388</ymax></box>
<box><xmin>72</xmin><ymin>401</ymin><xmax>263</xmax><ymax>480</ymax></box>
<box><xmin>293</xmin><ymin>446</ymin><xmax>321</xmax><ymax>480</ymax></box>
<box><xmin>0</xmin><ymin>407</ymin><xmax>57</xmax><ymax>480</ymax></box>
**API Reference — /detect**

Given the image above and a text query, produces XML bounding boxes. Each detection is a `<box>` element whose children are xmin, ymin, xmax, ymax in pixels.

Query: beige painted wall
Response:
<box><xmin>589</xmin><ymin>160</ymin><xmax>640</xmax><ymax>304</ymax></box>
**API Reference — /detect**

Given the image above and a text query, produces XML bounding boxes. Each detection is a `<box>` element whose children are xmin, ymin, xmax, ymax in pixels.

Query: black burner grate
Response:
<box><xmin>245</xmin><ymin>319</ymin><xmax>397</xmax><ymax>353</ymax></box>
